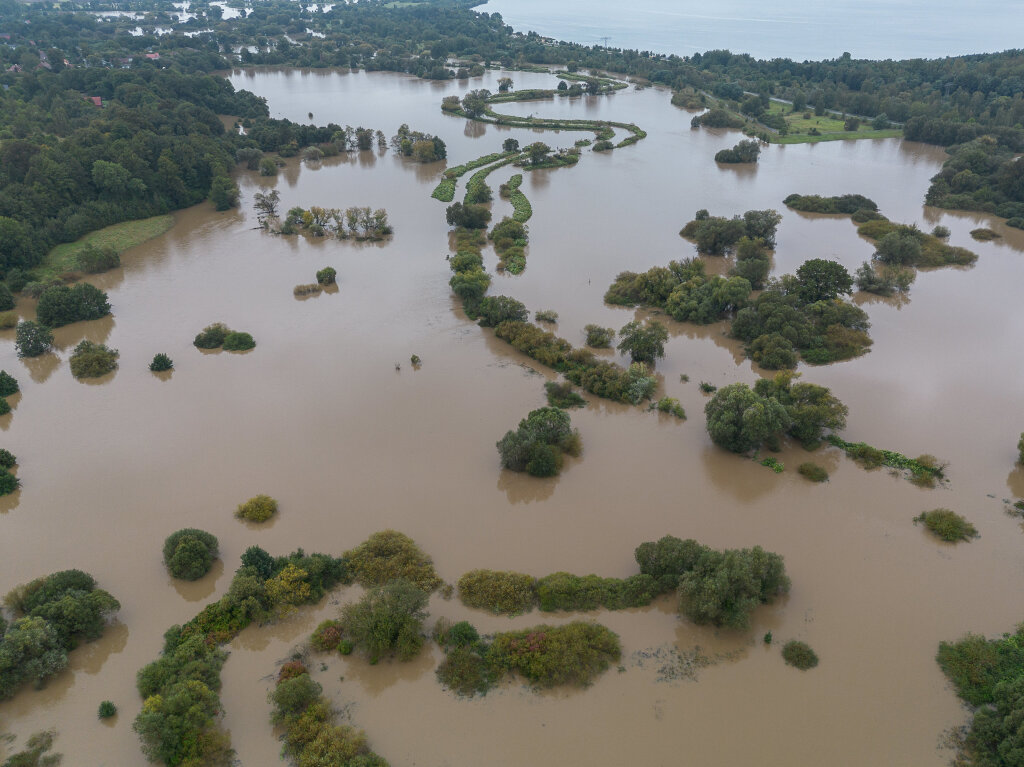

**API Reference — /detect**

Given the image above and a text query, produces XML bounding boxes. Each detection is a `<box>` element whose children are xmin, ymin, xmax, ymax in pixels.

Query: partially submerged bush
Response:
<box><xmin>489</xmin><ymin>622</ymin><xmax>621</xmax><ymax>688</ymax></box>
<box><xmin>310</xmin><ymin>619</ymin><xmax>344</xmax><ymax>652</ymax></box>
<box><xmin>457</xmin><ymin>570</ymin><xmax>537</xmax><ymax>615</ymax></box>
<box><xmin>98</xmin><ymin>700</ymin><xmax>117</xmax><ymax>718</ymax></box>
<box><xmin>436</xmin><ymin>643</ymin><xmax>496</xmax><ymax>697</ymax></box>
<box><xmin>36</xmin><ymin>283</ymin><xmax>111</xmax><ymax>327</ymax></box>
<box><xmin>69</xmin><ymin>341</ymin><xmax>119</xmax><ymax>379</ymax></box>
<box><xmin>0</xmin><ymin>469</ymin><xmax>19</xmax><ymax>495</ymax></box>
<box><xmin>584</xmin><ymin>324</ymin><xmax>614</xmax><ymax>348</ymax></box>
<box><xmin>149</xmin><ymin>353</ymin><xmax>173</xmax><ymax>372</ymax></box>
<box><xmin>15</xmin><ymin>320</ymin><xmax>53</xmax><ymax>358</ymax></box>
<box><xmin>193</xmin><ymin>323</ymin><xmax>229</xmax><ymax>349</ymax></box>
<box><xmin>0</xmin><ymin>370</ymin><xmax>19</xmax><ymax>396</ymax></box>
<box><xmin>315</xmin><ymin>267</ymin><xmax>337</xmax><ymax>285</ymax></box>
<box><xmin>0</xmin><ymin>449</ymin><xmax>17</xmax><ymax>469</ymax></box>
<box><xmin>496</xmin><ymin>407</ymin><xmax>582</xmax><ymax>477</ymax></box>
<box><xmin>782</xmin><ymin>640</ymin><xmax>819</xmax><ymax>670</ymax></box>
<box><xmin>536</xmin><ymin>572</ymin><xmax>659</xmax><ymax>611</ymax></box>
<box><xmin>340</xmin><ymin>578</ymin><xmax>429</xmax><ymax>662</ymax></box>
<box><xmin>222</xmin><ymin>331</ymin><xmax>255</xmax><ymax>351</ymax></box>
<box><xmin>293</xmin><ymin>283</ymin><xmax>322</xmax><ymax>296</ymax></box>
<box><xmin>162</xmin><ymin>528</ymin><xmax>219</xmax><ymax>580</ymax></box>
<box><xmin>0</xmin><ymin>311</ymin><xmax>16</xmax><ymax>329</ymax></box>
<box><xmin>544</xmin><ymin>381</ymin><xmax>585</xmax><ymax>409</ymax></box>
<box><xmin>914</xmin><ymin>509</ymin><xmax>978</xmax><ymax>542</ymax></box>
<box><xmin>476</xmin><ymin>295</ymin><xmax>528</xmax><ymax>328</ymax></box>
<box><xmin>970</xmin><ymin>228</ymin><xmax>1000</xmax><ymax>241</ymax></box>
<box><xmin>652</xmin><ymin>397</ymin><xmax>686</xmax><ymax>419</ymax></box>
<box><xmin>77</xmin><ymin>244</ymin><xmax>120</xmax><ymax>274</ymax></box>
<box><xmin>797</xmin><ymin>462</ymin><xmax>828</xmax><ymax>482</ymax></box>
<box><xmin>535</xmin><ymin>309</ymin><xmax>559</xmax><ymax>323</ymax></box>
<box><xmin>236</xmin><ymin>494</ymin><xmax>278</xmax><ymax>523</ymax></box>
<box><xmin>344</xmin><ymin>530</ymin><xmax>442</xmax><ymax>592</ymax></box>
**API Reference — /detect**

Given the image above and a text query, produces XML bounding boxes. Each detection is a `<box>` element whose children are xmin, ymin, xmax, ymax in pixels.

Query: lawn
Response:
<box><xmin>39</xmin><ymin>214</ymin><xmax>174</xmax><ymax>280</ymax></box>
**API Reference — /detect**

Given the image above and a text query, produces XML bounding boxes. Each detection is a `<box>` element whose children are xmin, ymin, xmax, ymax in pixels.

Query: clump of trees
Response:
<box><xmin>496</xmin><ymin>406</ymin><xmax>583</xmax><ymax>477</ymax></box>
<box><xmin>544</xmin><ymin>381</ymin><xmax>586</xmax><ymax>409</ymax></box>
<box><xmin>854</xmin><ymin>262</ymin><xmax>915</xmax><ymax>295</ymax></box>
<box><xmin>269</xmin><ymin>666</ymin><xmax>385</xmax><ymax>765</ymax></box>
<box><xmin>705</xmin><ymin>372</ymin><xmax>848</xmax><ymax>454</ymax></box>
<box><xmin>679</xmin><ymin>208</ymin><xmax>782</xmax><ymax>254</ymax></box>
<box><xmin>222</xmin><ymin>332</ymin><xmax>255</xmax><ymax>352</ymax></box>
<box><xmin>274</xmin><ymin>205</ymin><xmax>393</xmax><ymax>240</ymax></box>
<box><xmin>914</xmin><ymin>509</ymin><xmax>978</xmax><ymax>543</ymax></box>
<box><xmin>858</xmin><ymin>218</ymin><xmax>977</xmax><ymax>267</ymax></box>
<box><xmin>135</xmin><ymin>544</ymin><xmax>349</xmax><ymax>765</ymax></box>
<box><xmin>445</xmin><ymin>202</ymin><xmax>492</xmax><ymax>230</ymax></box>
<box><xmin>391</xmin><ymin>124</ymin><xmax>447</xmax><ymax>162</ymax></box>
<box><xmin>69</xmin><ymin>341</ymin><xmax>119</xmax><ymax>379</ymax></box>
<box><xmin>162</xmin><ymin>529</ymin><xmax>219</xmax><ymax>581</ymax></box>
<box><xmin>489</xmin><ymin>217</ymin><xmax>529</xmax><ymax>274</ymax></box>
<box><xmin>584</xmin><ymin>324</ymin><xmax>614</xmax><ymax>348</ymax></box>
<box><xmin>783</xmin><ymin>193</ymin><xmax>878</xmax><ymax>215</ymax></box>
<box><xmin>315</xmin><ymin>267</ymin><xmax>337</xmax><ymax>286</ymax></box>
<box><xmin>76</xmin><ymin>244</ymin><xmax>121</xmax><ymax>274</ymax></box>
<box><xmin>476</xmin><ymin>296</ymin><xmax>528</xmax><ymax>328</ymax></box>
<box><xmin>691</xmin><ymin>108</ymin><xmax>746</xmax><ymax>129</ymax></box>
<box><xmin>340</xmin><ymin>579</ymin><xmax>429</xmax><ymax>662</ymax></box>
<box><xmin>0</xmin><ymin>570</ymin><xmax>119</xmax><ymax>700</ymax></box>
<box><xmin>236</xmin><ymin>495</ymin><xmax>277</xmax><ymax>523</ymax></box>
<box><xmin>715</xmin><ymin>139</ymin><xmax>761</xmax><ymax>163</ymax></box>
<box><xmin>937</xmin><ymin>624</ymin><xmax>1024</xmax><ymax>765</ymax></box>
<box><xmin>924</xmin><ymin>137</ymin><xmax>1024</xmax><ymax>222</ymax></box>
<box><xmin>149</xmin><ymin>353</ymin><xmax>173</xmax><ymax>372</ymax></box>
<box><xmin>35</xmin><ymin>283</ymin><xmax>111</xmax><ymax>328</ymax></box>
<box><xmin>193</xmin><ymin>323</ymin><xmax>255</xmax><ymax>352</ymax></box>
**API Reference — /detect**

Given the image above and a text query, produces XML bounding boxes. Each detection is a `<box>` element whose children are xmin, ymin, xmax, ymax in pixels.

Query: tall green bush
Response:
<box><xmin>162</xmin><ymin>529</ymin><xmax>219</xmax><ymax>581</ymax></box>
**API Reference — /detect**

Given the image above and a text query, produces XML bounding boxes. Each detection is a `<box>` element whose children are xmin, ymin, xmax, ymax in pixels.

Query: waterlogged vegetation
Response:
<box><xmin>827</xmin><ymin>436</ymin><xmax>947</xmax><ymax>487</ymax></box>
<box><xmin>914</xmin><ymin>509</ymin><xmax>979</xmax><ymax>543</ymax></box>
<box><xmin>544</xmin><ymin>381</ymin><xmax>586</xmax><ymax>409</ymax></box>
<box><xmin>500</xmin><ymin>174</ymin><xmax>533</xmax><ymax>223</ymax></box>
<box><xmin>235</xmin><ymin>495</ymin><xmax>277</xmax><ymax>523</ymax></box>
<box><xmin>937</xmin><ymin>625</ymin><xmax>1024</xmax><ymax>765</ymax></box>
<box><xmin>68</xmin><ymin>341</ymin><xmax>119</xmax><ymax>380</ymax></box>
<box><xmin>193</xmin><ymin>323</ymin><xmax>255</xmax><ymax>352</ymax></box>
<box><xmin>783</xmin><ymin>193</ymin><xmax>878</xmax><ymax>216</ymax></box>
<box><xmin>782</xmin><ymin>641</ymin><xmax>819</xmax><ymax>670</ymax></box>
<box><xmin>162</xmin><ymin>529</ymin><xmax>219</xmax><ymax>581</ymax></box>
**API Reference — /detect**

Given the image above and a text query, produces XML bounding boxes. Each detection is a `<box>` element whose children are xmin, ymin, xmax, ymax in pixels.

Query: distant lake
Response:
<box><xmin>479</xmin><ymin>0</ymin><xmax>1024</xmax><ymax>61</ymax></box>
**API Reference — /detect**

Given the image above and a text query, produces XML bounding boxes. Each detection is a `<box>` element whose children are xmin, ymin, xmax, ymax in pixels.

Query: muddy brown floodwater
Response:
<box><xmin>2</xmin><ymin>67</ymin><xmax>1024</xmax><ymax>766</ymax></box>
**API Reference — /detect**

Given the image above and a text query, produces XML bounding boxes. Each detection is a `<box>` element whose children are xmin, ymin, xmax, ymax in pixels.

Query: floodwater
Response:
<box><xmin>479</xmin><ymin>0</ymin><xmax>1024</xmax><ymax>60</ymax></box>
<box><xmin>2</xmin><ymin>67</ymin><xmax>1024</xmax><ymax>766</ymax></box>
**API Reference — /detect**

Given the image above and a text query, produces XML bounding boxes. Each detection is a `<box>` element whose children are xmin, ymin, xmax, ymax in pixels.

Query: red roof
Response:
<box><xmin>145</xmin><ymin>53</ymin><xmax>160</xmax><ymax>60</ymax></box>
<box><xmin>87</xmin><ymin>96</ymin><xmax>102</xmax><ymax>107</ymax></box>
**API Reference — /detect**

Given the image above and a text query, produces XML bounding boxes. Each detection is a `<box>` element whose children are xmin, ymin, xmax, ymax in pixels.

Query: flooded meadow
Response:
<box><xmin>2</xmin><ymin>67</ymin><xmax>1024</xmax><ymax>766</ymax></box>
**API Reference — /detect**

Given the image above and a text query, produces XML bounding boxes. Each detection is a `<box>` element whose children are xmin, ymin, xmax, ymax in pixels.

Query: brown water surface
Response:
<box><xmin>2</xmin><ymin>67</ymin><xmax>1023</xmax><ymax>766</ymax></box>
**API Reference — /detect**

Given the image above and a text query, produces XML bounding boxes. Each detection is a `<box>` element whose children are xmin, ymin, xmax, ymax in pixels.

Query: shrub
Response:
<box><xmin>149</xmin><ymin>353</ymin><xmax>173</xmax><ymax>372</ymax></box>
<box><xmin>699</xmin><ymin>382</ymin><xmax>717</xmax><ymax>393</ymax></box>
<box><xmin>77</xmin><ymin>244</ymin><xmax>121</xmax><ymax>274</ymax></box>
<box><xmin>0</xmin><ymin>283</ymin><xmax>13</xmax><ymax>311</ymax></box>
<box><xmin>277</xmin><ymin>660</ymin><xmax>308</xmax><ymax>682</ymax></box>
<box><xmin>489</xmin><ymin>622</ymin><xmax>621</xmax><ymax>687</ymax></box>
<box><xmin>98</xmin><ymin>700</ymin><xmax>117</xmax><ymax>718</ymax></box>
<box><xmin>0</xmin><ymin>449</ymin><xmax>17</xmax><ymax>469</ymax></box>
<box><xmin>294</xmin><ymin>283</ymin><xmax>322</xmax><ymax>296</ymax></box>
<box><xmin>635</xmin><ymin>536</ymin><xmax>710</xmax><ymax>591</ymax></box>
<box><xmin>914</xmin><ymin>509</ymin><xmax>978</xmax><ymax>543</ymax></box>
<box><xmin>584</xmin><ymin>324</ymin><xmax>614</xmax><ymax>348</ymax></box>
<box><xmin>0</xmin><ymin>399</ymin><xmax>10</xmax><ymax>416</ymax></box>
<box><xmin>236</xmin><ymin>494</ymin><xmax>277</xmax><ymax>523</ymax></box>
<box><xmin>1018</xmin><ymin>432</ymin><xmax>1024</xmax><ymax>465</ymax></box>
<box><xmin>310</xmin><ymin>620</ymin><xmax>344</xmax><ymax>652</ymax></box>
<box><xmin>678</xmin><ymin>546</ymin><xmax>790</xmax><ymax>629</ymax></box>
<box><xmin>344</xmin><ymin>530</ymin><xmax>442</xmax><ymax>592</ymax></box>
<box><xmin>0</xmin><ymin>468</ymin><xmax>19</xmax><ymax>496</ymax></box>
<box><xmin>970</xmin><ymin>228</ymin><xmax>1000</xmax><ymax>241</ymax></box>
<box><xmin>798</xmin><ymin>462</ymin><xmax>828</xmax><ymax>482</ymax></box>
<box><xmin>536</xmin><ymin>572</ymin><xmax>659</xmax><ymax>611</ymax></box>
<box><xmin>705</xmin><ymin>383</ymin><xmax>789</xmax><ymax>453</ymax></box>
<box><xmin>316</xmin><ymin>267</ymin><xmax>337</xmax><ymax>285</ymax></box>
<box><xmin>544</xmin><ymin>381</ymin><xmax>585</xmax><ymax>409</ymax></box>
<box><xmin>457</xmin><ymin>570</ymin><xmax>537</xmax><ymax>615</ymax></box>
<box><xmin>0</xmin><ymin>311</ymin><xmax>16</xmax><ymax>329</ymax></box>
<box><xmin>258</xmin><ymin>157</ymin><xmax>278</xmax><ymax>176</ymax></box>
<box><xmin>36</xmin><ymin>283</ymin><xmax>111</xmax><ymax>327</ymax></box>
<box><xmin>715</xmin><ymin>139</ymin><xmax>760</xmax><ymax>163</ymax></box>
<box><xmin>653</xmin><ymin>397</ymin><xmax>686</xmax><ymax>419</ymax></box>
<box><xmin>340</xmin><ymin>579</ymin><xmax>429</xmax><ymax>662</ymax></box>
<box><xmin>222</xmin><ymin>331</ymin><xmax>255</xmax><ymax>351</ymax></box>
<box><xmin>0</xmin><ymin>370</ymin><xmax>19</xmax><ymax>396</ymax></box>
<box><xmin>162</xmin><ymin>528</ymin><xmax>219</xmax><ymax>581</ymax></box>
<box><xmin>193</xmin><ymin>323</ymin><xmax>229</xmax><ymax>349</ymax></box>
<box><xmin>535</xmin><ymin>309</ymin><xmax>559</xmax><ymax>323</ymax></box>
<box><xmin>15</xmin><ymin>321</ymin><xmax>53</xmax><ymax>358</ymax></box>
<box><xmin>782</xmin><ymin>640</ymin><xmax>819</xmax><ymax>670</ymax></box>
<box><xmin>436</xmin><ymin>644</ymin><xmax>496</xmax><ymax>696</ymax></box>
<box><xmin>69</xmin><ymin>341</ymin><xmax>118</xmax><ymax>379</ymax></box>
<box><xmin>932</xmin><ymin>225</ymin><xmax>951</xmax><ymax>238</ymax></box>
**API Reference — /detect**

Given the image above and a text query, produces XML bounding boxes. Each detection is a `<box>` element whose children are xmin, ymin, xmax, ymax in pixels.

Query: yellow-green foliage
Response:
<box><xmin>457</xmin><ymin>570</ymin><xmax>537</xmax><ymax>615</ymax></box>
<box><xmin>0</xmin><ymin>312</ymin><xmax>17</xmax><ymax>329</ymax></box>
<box><xmin>235</xmin><ymin>494</ymin><xmax>278</xmax><ymax>523</ymax></box>
<box><xmin>488</xmin><ymin>622</ymin><xmax>621</xmax><ymax>688</ymax></box>
<box><xmin>344</xmin><ymin>530</ymin><xmax>442</xmax><ymax>592</ymax></box>
<box><xmin>914</xmin><ymin>508</ymin><xmax>978</xmax><ymax>543</ymax></box>
<box><xmin>264</xmin><ymin>564</ymin><xmax>312</xmax><ymax>615</ymax></box>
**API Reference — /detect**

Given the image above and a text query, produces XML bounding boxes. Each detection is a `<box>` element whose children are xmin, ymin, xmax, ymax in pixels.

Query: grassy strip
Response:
<box><xmin>772</xmin><ymin>128</ymin><xmax>903</xmax><ymax>145</ymax></box>
<box><xmin>855</xmin><ymin>218</ymin><xmax>977</xmax><ymax>266</ymax></box>
<box><xmin>38</xmin><ymin>214</ymin><xmax>173</xmax><ymax>281</ymax></box>
<box><xmin>431</xmin><ymin>177</ymin><xmax>456</xmax><ymax>202</ymax></box>
<box><xmin>506</xmin><ymin>174</ymin><xmax>532</xmax><ymax>223</ymax></box>
<box><xmin>443</xmin><ymin>150</ymin><xmax>513</xmax><ymax>180</ymax></box>
<box><xmin>463</xmin><ymin>154</ymin><xmax>523</xmax><ymax>204</ymax></box>
<box><xmin>827</xmin><ymin>435</ymin><xmax>946</xmax><ymax>485</ymax></box>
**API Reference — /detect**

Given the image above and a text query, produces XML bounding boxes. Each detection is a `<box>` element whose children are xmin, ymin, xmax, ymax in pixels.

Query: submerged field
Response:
<box><xmin>2</xmin><ymin>67</ymin><xmax>1024</xmax><ymax>766</ymax></box>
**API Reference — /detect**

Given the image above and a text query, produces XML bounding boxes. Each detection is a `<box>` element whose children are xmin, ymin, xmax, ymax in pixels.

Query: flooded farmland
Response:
<box><xmin>2</xmin><ymin>66</ymin><xmax>1023</xmax><ymax>766</ymax></box>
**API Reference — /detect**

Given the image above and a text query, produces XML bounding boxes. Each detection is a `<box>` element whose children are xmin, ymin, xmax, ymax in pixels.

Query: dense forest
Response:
<box><xmin>0</xmin><ymin>0</ymin><xmax>1021</xmax><ymax>271</ymax></box>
